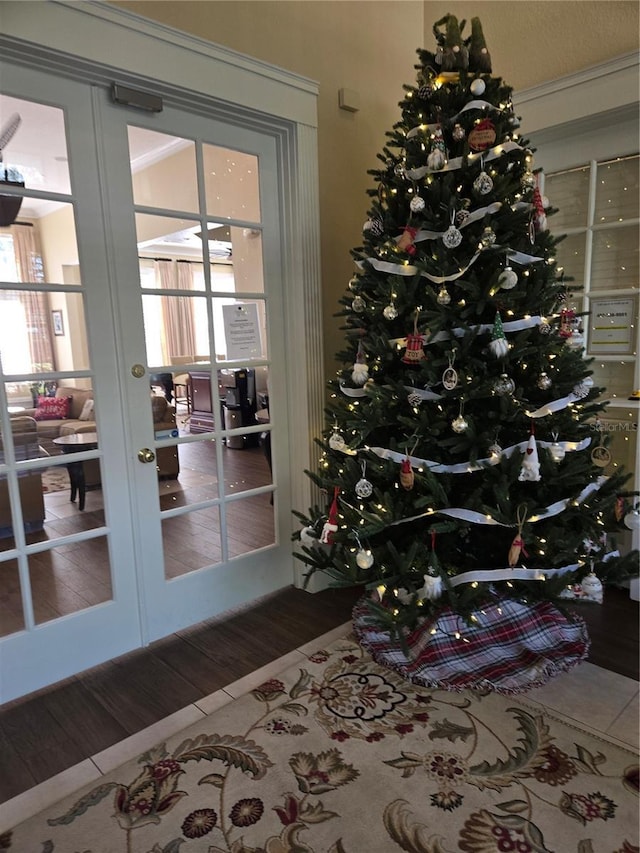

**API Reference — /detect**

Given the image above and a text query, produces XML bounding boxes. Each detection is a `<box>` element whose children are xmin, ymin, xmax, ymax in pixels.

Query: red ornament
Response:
<box><xmin>397</xmin><ymin>225</ymin><xmax>418</xmax><ymax>255</ymax></box>
<box><xmin>320</xmin><ymin>487</ymin><xmax>340</xmax><ymax>544</ymax></box>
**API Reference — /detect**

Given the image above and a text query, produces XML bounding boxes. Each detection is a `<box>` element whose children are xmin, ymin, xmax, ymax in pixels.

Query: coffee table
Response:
<box><xmin>52</xmin><ymin>432</ymin><xmax>98</xmax><ymax>511</ymax></box>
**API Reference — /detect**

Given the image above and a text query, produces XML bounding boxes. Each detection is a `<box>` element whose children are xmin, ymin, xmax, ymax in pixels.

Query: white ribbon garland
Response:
<box><xmin>389</xmin><ymin>314</ymin><xmax>544</xmax><ymax>348</ymax></box>
<box><xmin>447</xmin><ymin>563</ymin><xmax>581</xmax><ymax>588</ymax></box>
<box><xmin>405</xmin><ymin>99</ymin><xmax>503</xmax><ymax>140</ymax></box>
<box><xmin>357</xmin><ymin>247</ymin><xmax>543</xmax><ymax>282</ymax></box>
<box><xmin>385</xmin><ymin>477</ymin><xmax>607</xmax><ymax>528</ymax></box>
<box><xmin>368</xmin><ymin>436</ymin><xmax>591</xmax><ymax>474</ymax></box>
<box><xmin>405</xmin><ymin>140</ymin><xmax>524</xmax><ymax>180</ymax></box>
<box><xmin>407</xmin><ymin>202</ymin><xmax>503</xmax><ymax>244</ymax></box>
<box><xmin>340</xmin><ymin>384</ymin><xmax>443</xmax><ymax>401</ymax></box>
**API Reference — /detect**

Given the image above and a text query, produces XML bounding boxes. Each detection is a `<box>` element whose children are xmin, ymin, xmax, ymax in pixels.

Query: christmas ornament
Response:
<box><xmin>418</xmin><ymin>83</ymin><xmax>434</xmax><ymax>100</ymax></box>
<box><xmin>451</xmin><ymin>400</ymin><xmax>468</xmax><ymax>433</ymax></box>
<box><xmin>494</xmin><ymin>373</ymin><xmax>515</xmax><ymax>396</ymax></box>
<box><xmin>320</xmin><ymin>487</ymin><xmax>340</xmax><ymax>544</ymax></box>
<box><xmin>538</xmin><ymin>317</ymin><xmax>551</xmax><ymax>335</ymax></box>
<box><xmin>469</xmin><ymin>77</ymin><xmax>486</xmax><ymax>96</ymax></box>
<box><xmin>527</xmin><ymin>215</ymin><xmax>536</xmax><ymax>245</ymax></box>
<box><xmin>468</xmin><ymin>118</ymin><xmax>496</xmax><ymax>152</ymax></box>
<box><xmin>383</xmin><ymin>302</ymin><xmax>398</xmax><ymax>320</ymax></box>
<box><xmin>533</xmin><ymin>175</ymin><xmax>547</xmax><ymax>231</ymax></box>
<box><xmin>559</xmin><ymin>307</ymin><xmax>576</xmax><ymax>339</ymax></box>
<box><xmin>402</xmin><ymin>312</ymin><xmax>425</xmax><ymax>364</ymax></box>
<box><xmin>351</xmin><ymin>295</ymin><xmax>365</xmax><ymax>313</ymax></box>
<box><xmin>394</xmin><ymin>162</ymin><xmax>406</xmax><ymax>179</ymax></box>
<box><xmin>488</xmin><ymin>440</ymin><xmax>502</xmax><ymax>460</ymax></box>
<box><xmin>480</xmin><ymin>226</ymin><xmax>496</xmax><ymax>248</ymax></box>
<box><xmin>519</xmin><ymin>427</ymin><xmax>541</xmax><ymax>482</ymax></box>
<box><xmin>400</xmin><ymin>457</ymin><xmax>414</xmax><ymax>490</ymax></box>
<box><xmin>489</xmin><ymin>312</ymin><xmax>509</xmax><ymax>358</ymax></box>
<box><xmin>364</xmin><ymin>217</ymin><xmax>384</xmax><ymax>236</ymax></box>
<box><xmin>452</xmin><ymin>123</ymin><xmax>465</xmax><ymax>141</ymax></box>
<box><xmin>352</xmin><ymin>343</ymin><xmax>369</xmax><ymax>385</ymax></box>
<box><xmin>300</xmin><ymin>526</ymin><xmax>318</xmax><ymax>547</ymax></box>
<box><xmin>624</xmin><ymin>505</ymin><xmax>640</xmax><ymax>530</ymax></box>
<box><xmin>397</xmin><ymin>225</ymin><xmax>418</xmax><ymax>255</ymax></box>
<box><xmin>468</xmin><ymin>17</ymin><xmax>492</xmax><ymax>73</ymax></box>
<box><xmin>456</xmin><ymin>207</ymin><xmax>470</xmax><ymax>226</ymax></box>
<box><xmin>417</xmin><ymin>573</ymin><xmax>443</xmax><ymax>601</ymax></box>
<box><xmin>537</xmin><ymin>372</ymin><xmax>552</xmax><ymax>390</ymax></box>
<box><xmin>436</xmin><ymin>285</ymin><xmax>451</xmax><ymax>305</ymax></box>
<box><xmin>442</xmin><ymin>222</ymin><xmax>463</xmax><ymax>248</ymax></box>
<box><xmin>427</xmin><ymin>126</ymin><xmax>447</xmax><ymax>170</ymax></box>
<box><xmin>410</xmin><ymin>195</ymin><xmax>425</xmax><ymax>213</ymax></box>
<box><xmin>567</xmin><ymin>328</ymin><xmax>585</xmax><ymax>349</ymax></box>
<box><xmin>473</xmin><ymin>168</ymin><xmax>493</xmax><ymax>196</ymax></box>
<box><xmin>580</xmin><ymin>571</ymin><xmax>603</xmax><ymax>603</ymax></box>
<box><xmin>572</xmin><ymin>377</ymin><xmax>593</xmax><ymax>399</ymax></box>
<box><xmin>498</xmin><ymin>265</ymin><xmax>518</xmax><ymax>290</ymax></box>
<box><xmin>348</xmin><ymin>275</ymin><xmax>359</xmax><ymax>291</ymax></box>
<box><xmin>442</xmin><ymin>352</ymin><xmax>458</xmax><ymax>390</ymax></box>
<box><xmin>407</xmin><ymin>390</ymin><xmax>422</xmax><ymax>408</ymax></box>
<box><xmin>328</xmin><ymin>428</ymin><xmax>346</xmax><ymax>451</ymax></box>
<box><xmin>615</xmin><ymin>496</ymin><xmax>625</xmax><ymax>522</ymax></box>
<box><xmin>590</xmin><ymin>433</ymin><xmax>612</xmax><ymax>468</ymax></box>
<box><xmin>355</xmin><ymin>547</ymin><xmax>374</xmax><ymax>569</ymax></box>
<box><xmin>508</xmin><ymin>506</ymin><xmax>528</xmax><ymax>567</ymax></box>
<box><xmin>521</xmin><ymin>170</ymin><xmax>536</xmax><ymax>190</ymax></box>
<box><xmin>355</xmin><ymin>461</ymin><xmax>373</xmax><ymax>498</ymax></box>
<box><xmin>548</xmin><ymin>432</ymin><xmax>565</xmax><ymax>463</ymax></box>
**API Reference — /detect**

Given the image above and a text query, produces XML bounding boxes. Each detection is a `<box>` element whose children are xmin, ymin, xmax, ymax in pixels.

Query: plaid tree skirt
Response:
<box><xmin>352</xmin><ymin>595</ymin><xmax>590</xmax><ymax>694</ymax></box>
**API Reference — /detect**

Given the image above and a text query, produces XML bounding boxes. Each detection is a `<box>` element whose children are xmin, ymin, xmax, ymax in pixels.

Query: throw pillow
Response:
<box><xmin>34</xmin><ymin>395</ymin><xmax>72</xmax><ymax>421</ymax></box>
<box><xmin>78</xmin><ymin>398</ymin><xmax>95</xmax><ymax>421</ymax></box>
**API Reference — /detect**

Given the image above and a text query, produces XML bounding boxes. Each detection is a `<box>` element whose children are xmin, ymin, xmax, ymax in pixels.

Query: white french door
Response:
<box><xmin>0</xmin><ymin>62</ymin><xmax>293</xmax><ymax>702</ymax></box>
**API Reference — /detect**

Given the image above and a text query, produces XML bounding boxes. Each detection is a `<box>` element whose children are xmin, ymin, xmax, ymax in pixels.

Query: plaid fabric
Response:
<box><xmin>352</xmin><ymin>595</ymin><xmax>589</xmax><ymax>695</ymax></box>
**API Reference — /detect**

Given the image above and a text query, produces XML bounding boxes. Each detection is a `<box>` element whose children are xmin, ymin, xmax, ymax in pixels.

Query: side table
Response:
<box><xmin>52</xmin><ymin>432</ymin><xmax>98</xmax><ymax>511</ymax></box>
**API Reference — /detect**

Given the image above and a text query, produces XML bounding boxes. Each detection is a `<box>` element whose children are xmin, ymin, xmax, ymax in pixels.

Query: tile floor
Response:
<box><xmin>1</xmin><ymin>622</ymin><xmax>638</xmax><ymax>836</ymax></box>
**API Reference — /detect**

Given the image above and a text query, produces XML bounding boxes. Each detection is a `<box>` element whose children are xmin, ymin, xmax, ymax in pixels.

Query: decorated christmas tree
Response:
<box><xmin>295</xmin><ymin>15</ymin><xmax>638</xmax><ymax>689</ymax></box>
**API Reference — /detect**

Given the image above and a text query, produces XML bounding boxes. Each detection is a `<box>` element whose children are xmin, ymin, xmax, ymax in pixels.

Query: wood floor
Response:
<box><xmin>0</xmin><ymin>582</ymin><xmax>637</xmax><ymax>806</ymax></box>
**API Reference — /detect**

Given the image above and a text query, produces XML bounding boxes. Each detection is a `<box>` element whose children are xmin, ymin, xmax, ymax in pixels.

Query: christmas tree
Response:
<box><xmin>295</xmin><ymin>15</ymin><xmax>638</xmax><ymax>678</ymax></box>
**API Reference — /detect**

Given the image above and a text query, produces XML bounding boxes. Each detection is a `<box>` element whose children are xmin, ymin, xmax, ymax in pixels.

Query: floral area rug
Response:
<box><xmin>4</xmin><ymin>634</ymin><xmax>638</xmax><ymax>852</ymax></box>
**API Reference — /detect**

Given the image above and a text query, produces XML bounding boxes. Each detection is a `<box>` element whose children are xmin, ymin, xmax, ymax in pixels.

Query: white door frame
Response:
<box><xmin>0</xmin><ymin>0</ymin><xmax>324</xmax><ymax>587</ymax></box>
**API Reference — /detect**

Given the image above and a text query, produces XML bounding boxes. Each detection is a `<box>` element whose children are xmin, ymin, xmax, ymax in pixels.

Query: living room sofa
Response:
<box><xmin>0</xmin><ymin>416</ymin><xmax>45</xmax><ymax>534</ymax></box>
<box><xmin>16</xmin><ymin>386</ymin><xmax>180</xmax><ymax>484</ymax></box>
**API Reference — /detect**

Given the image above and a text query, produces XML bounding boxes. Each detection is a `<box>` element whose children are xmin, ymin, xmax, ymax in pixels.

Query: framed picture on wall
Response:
<box><xmin>588</xmin><ymin>298</ymin><xmax>635</xmax><ymax>355</ymax></box>
<box><xmin>52</xmin><ymin>309</ymin><xmax>65</xmax><ymax>336</ymax></box>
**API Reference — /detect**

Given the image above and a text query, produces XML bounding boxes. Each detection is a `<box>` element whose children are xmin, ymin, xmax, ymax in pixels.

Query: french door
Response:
<box><xmin>0</xmin><ymin>63</ymin><xmax>291</xmax><ymax>703</ymax></box>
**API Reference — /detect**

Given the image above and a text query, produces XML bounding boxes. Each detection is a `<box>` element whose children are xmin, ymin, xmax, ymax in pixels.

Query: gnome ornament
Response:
<box><xmin>320</xmin><ymin>488</ymin><xmax>340</xmax><ymax>544</ymax></box>
<box><xmin>467</xmin><ymin>16</ymin><xmax>492</xmax><ymax>73</ymax></box>
<box><xmin>427</xmin><ymin>126</ymin><xmax>447</xmax><ymax>171</ymax></box>
<box><xmin>489</xmin><ymin>312</ymin><xmax>509</xmax><ymax>358</ymax></box>
<box><xmin>532</xmin><ymin>175</ymin><xmax>547</xmax><ymax>232</ymax></box>
<box><xmin>580</xmin><ymin>571</ymin><xmax>603</xmax><ymax>603</ymax></box>
<box><xmin>400</xmin><ymin>456</ymin><xmax>415</xmax><ymax>490</ymax></box>
<box><xmin>352</xmin><ymin>342</ymin><xmax>369</xmax><ymax>385</ymax></box>
<box><xmin>519</xmin><ymin>428</ymin><xmax>541</xmax><ymax>482</ymax></box>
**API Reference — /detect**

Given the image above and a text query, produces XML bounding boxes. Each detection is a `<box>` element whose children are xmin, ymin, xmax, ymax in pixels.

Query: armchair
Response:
<box><xmin>0</xmin><ymin>416</ymin><xmax>45</xmax><ymax>535</ymax></box>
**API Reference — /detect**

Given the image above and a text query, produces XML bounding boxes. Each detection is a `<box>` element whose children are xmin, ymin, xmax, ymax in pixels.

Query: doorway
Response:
<box><xmin>0</xmin><ymin>52</ymin><xmax>301</xmax><ymax>703</ymax></box>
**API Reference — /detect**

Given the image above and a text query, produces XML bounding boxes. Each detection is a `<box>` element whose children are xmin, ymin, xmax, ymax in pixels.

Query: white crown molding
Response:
<box><xmin>1</xmin><ymin>0</ymin><xmax>319</xmax><ymax>127</ymax></box>
<box><xmin>515</xmin><ymin>52</ymin><xmax>639</xmax><ymax>137</ymax></box>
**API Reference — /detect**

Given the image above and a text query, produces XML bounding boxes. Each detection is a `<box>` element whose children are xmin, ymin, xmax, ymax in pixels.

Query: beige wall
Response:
<box><xmin>113</xmin><ymin>0</ymin><xmax>639</xmax><ymax>378</ymax></box>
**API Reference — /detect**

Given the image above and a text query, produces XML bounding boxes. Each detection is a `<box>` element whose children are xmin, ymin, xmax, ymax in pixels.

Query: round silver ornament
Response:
<box><xmin>452</xmin><ymin>123</ymin><xmax>465</xmax><ymax>141</ymax></box>
<box><xmin>348</xmin><ymin>276</ymin><xmax>359</xmax><ymax>291</ymax></box>
<box><xmin>494</xmin><ymin>373</ymin><xmax>515</xmax><ymax>396</ymax></box>
<box><xmin>537</xmin><ymin>372</ymin><xmax>552</xmax><ymax>390</ymax></box>
<box><xmin>355</xmin><ymin>548</ymin><xmax>374</xmax><ymax>569</ymax></box>
<box><xmin>567</xmin><ymin>331</ymin><xmax>585</xmax><ymax>349</ymax></box>
<box><xmin>410</xmin><ymin>195</ymin><xmax>425</xmax><ymax>213</ymax></box>
<box><xmin>480</xmin><ymin>227</ymin><xmax>496</xmax><ymax>248</ymax></box>
<box><xmin>498</xmin><ymin>266</ymin><xmax>518</xmax><ymax>290</ymax></box>
<box><xmin>355</xmin><ymin>477</ymin><xmax>373</xmax><ymax>499</ymax></box>
<box><xmin>581</xmin><ymin>572</ymin><xmax>603</xmax><ymax>600</ymax></box>
<box><xmin>470</xmin><ymin>78</ymin><xmax>486</xmax><ymax>96</ymax></box>
<box><xmin>394</xmin><ymin>163</ymin><xmax>406</xmax><ymax>179</ymax></box>
<box><xmin>351</xmin><ymin>296</ymin><xmax>365</xmax><ymax>313</ymax></box>
<box><xmin>473</xmin><ymin>171</ymin><xmax>493</xmax><ymax>195</ymax></box>
<box><xmin>538</xmin><ymin>318</ymin><xmax>551</xmax><ymax>334</ymax></box>
<box><xmin>591</xmin><ymin>445</ymin><xmax>611</xmax><ymax>468</ymax></box>
<box><xmin>328</xmin><ymin>432</ymin><xmax>346</xmax><ymax>451</ymax></box>
<box><xmin>383</xmin><ymin>303</ymin><xmax>398</xmax><ymax>320</ymax></box>
<box><xmin>436</xmin><ymin>286</ymin><xmax>451</xmax><ymax>306</ymax></box>
<box><xmin>451</xmin><ymin>414</ymin><xmax>469</xmax><ymax>433</ymax></box>
<box><xmin>442</xmin><ymin>224</ymin><xmax>463</xmax><ymax>248</ymax></box>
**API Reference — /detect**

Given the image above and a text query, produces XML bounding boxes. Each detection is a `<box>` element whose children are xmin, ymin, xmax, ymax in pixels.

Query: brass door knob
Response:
<box><xmin>137</xmin><ymin>448</ymin><xmax>156</xmax><ymax>463</ymax></box>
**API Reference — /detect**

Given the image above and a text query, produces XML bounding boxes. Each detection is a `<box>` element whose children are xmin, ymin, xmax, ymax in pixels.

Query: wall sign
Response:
<box><xmin>588</xmin><ymin>297</ymin><xmax>636</xmax><ymax>355</ymax></box>
<box><xmin>222</xmin><ymin>302</ymin><xmax>263</xmax><ymax>360</ymax></box>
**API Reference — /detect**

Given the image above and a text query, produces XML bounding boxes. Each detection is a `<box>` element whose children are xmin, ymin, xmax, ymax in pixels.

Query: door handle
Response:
<box><xmin>137</xmin><ymin>448</ymin><xmax>156</xmax><ymax>463</ymax></box>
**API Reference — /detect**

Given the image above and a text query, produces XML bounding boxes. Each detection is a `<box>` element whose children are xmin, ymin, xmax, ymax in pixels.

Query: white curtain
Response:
<box><xmin>158</xmin><ymin>259</ymin><xmax>196</xmax><ymax>362</ymax></box>
<box><xmin>11</xmin><ymin>224</ymin><xmax>54</xmax><ymax>371</ymax></box>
